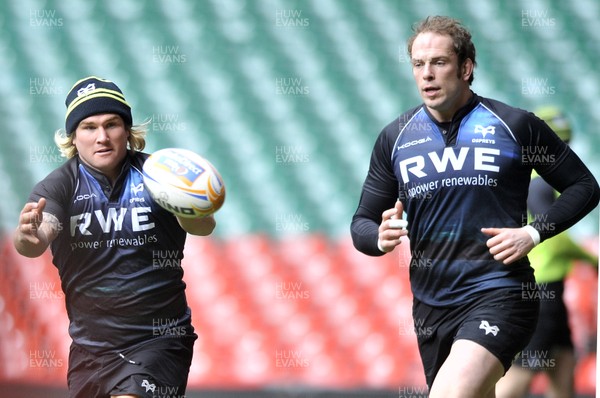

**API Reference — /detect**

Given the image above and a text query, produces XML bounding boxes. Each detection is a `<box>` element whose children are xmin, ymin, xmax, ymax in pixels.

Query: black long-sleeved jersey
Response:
<box><xmin>351</xmin><ymin>93</ymin><xmax>599</xmax><ymax>306</ymax></box>
<box><xmin>29</xmin><ymin>152</ymin><xmax>194</xmax><ymax>353</ymax></box>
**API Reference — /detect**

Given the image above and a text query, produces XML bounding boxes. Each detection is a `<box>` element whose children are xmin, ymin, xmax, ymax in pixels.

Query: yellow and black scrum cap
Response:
<box><xmin>65</xmin><ymin>76</ymin><xmax>132</xmax><ymax>135</ymax></box>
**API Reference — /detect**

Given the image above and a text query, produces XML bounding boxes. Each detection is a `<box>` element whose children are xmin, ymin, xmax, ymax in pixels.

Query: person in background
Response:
<box><xmin>496</xmin><ymin>106</ymin><xmax>598</xmax><ymax>398</ymax></box>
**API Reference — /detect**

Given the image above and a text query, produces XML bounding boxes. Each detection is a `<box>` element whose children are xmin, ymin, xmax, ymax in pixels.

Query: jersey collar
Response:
<box><xmin>77</xmin><ymin>154</ymin><xmax>132</xmax><ymax>201</ymax></box>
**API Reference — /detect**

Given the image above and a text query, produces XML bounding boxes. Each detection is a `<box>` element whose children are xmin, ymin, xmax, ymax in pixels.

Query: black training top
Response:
<box><xmin>29</xmin><ymin>152</ymin><xmax>193</xmax><ymax>353</ymax></box>
<box><xmin>351</xmin><ymin>93</ymin><xmax>599</xmax><ymax>306</ymax></box>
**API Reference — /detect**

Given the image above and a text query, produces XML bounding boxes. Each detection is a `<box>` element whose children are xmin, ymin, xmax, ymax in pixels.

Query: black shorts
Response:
<box><xmin>67</xmin><ymin>335</ymin><xmax>197</xmax><ymax>398</ymax></box>
<box><xmin>513</xmin><ymin>281</ymin><xmax>573</xmax><ymax>371</ymax></box>
<box><xmin>413</xmin><ymin>288</ymin><xmax>539</xmax><ymax>388</ymax></box>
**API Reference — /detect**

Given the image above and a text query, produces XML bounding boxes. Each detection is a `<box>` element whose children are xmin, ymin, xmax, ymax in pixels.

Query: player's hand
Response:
<box><xmin>481</xmin><ymin>226</ymin><xmax>535</xmax><ymax>265</ymax></box>
<box><xmin>176</xmin><ymin>214</ymin><xmax>216</xmax><ymax>236</ymax></box>
<box><xmin>378</xmin><ymin>200</ymin><xmax>408</xmax><ymax>253</ymax></box>
<box><xmin>17</xmin><ymin>198</ymin><xmax>47</xmax><ymax>243</ymax></box>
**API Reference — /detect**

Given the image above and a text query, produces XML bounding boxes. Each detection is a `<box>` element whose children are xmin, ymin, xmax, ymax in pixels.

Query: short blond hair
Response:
<box><xmin>54</xmin><ymin>120</ymin><xmax>149</xmax><ymax>159</ymax></box>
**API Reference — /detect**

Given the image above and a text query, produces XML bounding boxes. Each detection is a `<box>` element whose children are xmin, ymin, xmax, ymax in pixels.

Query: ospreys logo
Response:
<box><xmin>131</xmin><ymin>182</ymin><xmax>144</xmax><ymax>195</ymax></box>
<box><xmin>473</xmin><ymin>124</ymin><xmax>496</xmax><ymax>144</ymax></box>
<box><xmin>76</xmin><ymin>83</ymin><xmax>96</xmax><ymax>97</ymax></box>
<box><xmin>479</xmin><ymin>320</ymin><xmax>500</xmax><ymax>336</ymax></box>
<box><xmin>141</xmin><ymin>379</ymin><xmax>156</xmax><ymax>393</ymax></box>
<box><xmin>474</xmin><ymin>125</ymin><xmax>495</xmax><ymax>138</ymax></box>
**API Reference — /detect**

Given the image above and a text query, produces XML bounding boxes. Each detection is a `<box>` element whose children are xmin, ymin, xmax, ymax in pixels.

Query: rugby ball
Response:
<box><xmin>142</xmin><ymin>148</ymin><xmax>225</xmax><ymax>218</ymax></box>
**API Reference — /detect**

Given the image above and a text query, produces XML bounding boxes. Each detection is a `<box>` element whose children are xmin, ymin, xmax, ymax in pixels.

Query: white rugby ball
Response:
<box><xmin>142</xmin><ymin>148</ymin><xmax>225</xmax><ymax>218</ymax></box>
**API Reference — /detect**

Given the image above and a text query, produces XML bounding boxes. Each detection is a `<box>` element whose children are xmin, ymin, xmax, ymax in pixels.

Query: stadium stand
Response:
<box><xmin>0</xmin><ymin>0</ymin><xmax>597</xmax><ymax>396</ymax></box>
<box><xmin>0</xmin><ymin>234</ymin><xmax>597</xmax><ymax>394</ymax></box>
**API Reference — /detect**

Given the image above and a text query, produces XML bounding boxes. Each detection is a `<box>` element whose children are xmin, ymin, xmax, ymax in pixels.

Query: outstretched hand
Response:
<box><xmin>14</xmin><ymin>198</ymin><xmax>59</xmax><ymax>258</ymax></box>
<box><xmin>17</xmin><ymin>198</ymin><xmax>47</xmax><ymax>243</ymax></box>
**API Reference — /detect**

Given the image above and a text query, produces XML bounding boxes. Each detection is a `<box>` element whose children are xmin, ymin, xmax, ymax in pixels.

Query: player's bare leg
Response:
<box><xmin>546</xmin><ymin>348</ymin><xmax>575</xmax><ymax>398</ymax></box>
<box><xmin>429</xmin><ymin>339</ymin><xmax>504</xmax><ymax>398</ymax></box>
<box><xmin>495</xmin><ymin>365</ymin><xmax>534</xmax><ymax>398</ymax></box>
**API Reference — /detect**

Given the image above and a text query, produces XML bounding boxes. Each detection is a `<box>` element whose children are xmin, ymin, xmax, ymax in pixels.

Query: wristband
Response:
<box><xmin>523</xmin><ymin>225</ymin><xmax>541</xmax><ymax>246</ymax></box>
